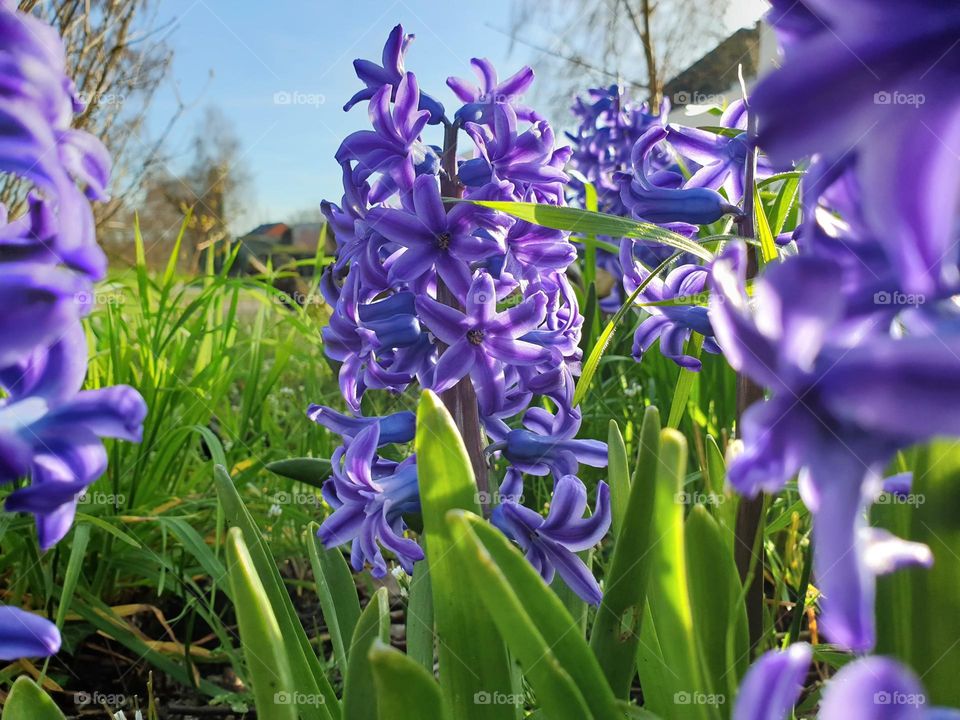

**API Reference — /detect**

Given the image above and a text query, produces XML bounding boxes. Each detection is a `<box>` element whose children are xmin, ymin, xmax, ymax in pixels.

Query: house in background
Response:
<box><xmin>663</xmin><ymin>21</ymin><xmax>779</xmax><ymax>126</ymax></box>
<box><xmin>235</xmin><ymin>221</ymin><xmax>329</xmax><ymax>275</ymax></box>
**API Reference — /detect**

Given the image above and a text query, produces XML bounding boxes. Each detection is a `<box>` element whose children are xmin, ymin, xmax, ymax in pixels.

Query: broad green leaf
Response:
<box><xmin>469</xmin><ymin>201</ymin><xmax>714</xmax><ymax>261</ymax></box>
<box><xmin>753</xmin><ymin>186</ymin><xmax>777</xmax><ymax>264</ymax></box>
<box><xmin>307</xmin><ymin>524</ymin><xmax>361</xmax><ymax>670</ymax></box>
<box><xmin>876</xmin><ymin>442</ymin><xmax>960</xmax><ymax>704</ymax></box>
<box><xmin>684</xmin><ymin>505</ymin><xmax>749</xmax><ymax>707</ymax></box>
<box><xmin>267</xmin><ymin>457</ymin><xmax>333</xmax><ymax>488</ymax></box>
<box><xmin>226</xmin><ymin>527</ymin><xmax>297</xmax><ymax>720</ymax></box>
<box><xmin>406</xmin><ymin>563</ymin><xmax>435</xmax><ymax>671</ymax></box>
<box><xmin>2</xmin><ymin>677</ymin><xmax>65</xmax><ymax>720</ymax></box>
<box><xmin>343</xmin><ymin>587</ymin><xmax>390</xmax><ymax>720</ymax></box>
<box><xmin>640</xmin><ymin>430</ymin><xmax>716</xmax><ymax>720</ymax></box>
<box><xmin>370</xmin><ymin>641</ymin><xmax>448</xmax><ymax>720</ymax></box>
<box><xmin>446</xmin><ymin>511</ymin><xmax>605</xmax><ymax>720</ymax></box>
<box><xmin>451</xmin><ymin>511</ymin><xmax>623</xmax><ymax>716</ymax></box>
<box><xmin>607</xmin><ymin>420</ymin><xmax>631</xmax><ymax>539</ymax></box>
<box><xmin>574</xmin><ymin>253</ymin><xmax>680</xmax><ymax>406</ymax></box>
<box><xmin>214</xmin><ymin>465</ymin><xmax>337</xmax><ymax>719</ymax></box>
<box><xmin>667</xmin><ymin>334</ymin><xmax>704</xmax><ymax>428</ymax></box>
<box><xmin>415</xmin><ymin>391</ymin><xmax>513</xmax><ymax>720</ymax></box>
<box><xmin>591</xmin><ymin>406</ymin><xmax>661</xmax><ymax>698</ymax></box>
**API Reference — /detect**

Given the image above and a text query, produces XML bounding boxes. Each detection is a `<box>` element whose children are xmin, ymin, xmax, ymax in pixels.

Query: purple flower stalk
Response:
<box><xmin>0</xmin><ymin>0</ymin><xmax>146</xmax><ymax>660</ymax></box>
<box><xmin>312</xmin><ymin>26</ymin><xmax>610</xmax><ymax>603</ymax></box>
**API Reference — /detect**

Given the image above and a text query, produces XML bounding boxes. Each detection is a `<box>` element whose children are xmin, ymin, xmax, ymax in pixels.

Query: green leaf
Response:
<box><xmin>370</xmin><ymin>641</ymin><xmax>448</xmax><ymax>720</ymax></box>
<box><xmin>55</xmin><ymin>523</ymin><xmax>90</xmax><ymax>628</ymax></box>
<box><xmin>607</xmin><ymin>420</ymin><xmax>631</xmax><ymax>540</ymax></box>
<box><xmin>343</xmin><ymin>587</ymin><xmax>391</xmax><ymax>720</ymax></box>
<box><xmin>406</xmin><ymin>564</ymin><xmax>435</xmax><ymax>671</ymax></box>
<box><xmin>684</xmin><ymin>506</ymin><xmax>749</xmax><ymax>703</ymax></box>
<box><xmin>452</xmin><ymin>512</ymin><xmax>622</xmax><ymax>715</ymax></box>
<box><xmin>2</xmin><ymin>677</ymin><xmax>66</xmax><ymax>720</ymax></box>
<box><xmin>266</xmin><ymin>457</ymin><xmax>333</xmax><ymax>488</ymax></box>
<box><xmin>667</xmin><ymin>334</ymin><xmax>704</xmax><ymax>428</ymax></box>
<box><xmin>446</xmin><ymin>511</ymin><xmax>611</xmax><ymax>720</ymax></box>
<box><xmin>214</xmin><ymin>465</ymin><xmax>337</xmax><ymax>719</ymax></box>
<box><xmin>226</xmin><ymin>527</ymin><xmax>297</xmax><ymax>720</ymax></box>
<box><xmin>639</xmin><ymin>430</ymin><xmax>716</xmax><ymax>720</ymax></box>
<box><xmin>415</xmin><ymin>391</ymin><xmax>514</xmax><ymax>719</ymax></box>
<box><xmin>469</xmin><ymin>201</ymin><xmax>714</xmax><ymax>261</ymax></box>
<box><xmin>574</xmin><ymin>253</ymin><xmax>680</xmax><ymax>406</ymax></box>
<box><xmin>768</xmin><ymin>174</ymin><xmax>801</xmax><ymax>237</ymax></box>
<box><xmin>590</xmin><ymin>406</ymin><xmax>661</xmax><ymax>698</ymax></box>
<box><xmin>753</xmin><ymin>186</ymin><xmax>777</xmax><ymax>264</ymax></box>
<box><xmin>307</xmin><ymin>524</ymin><xmax>362</xmax><ymax>670</ymax></box>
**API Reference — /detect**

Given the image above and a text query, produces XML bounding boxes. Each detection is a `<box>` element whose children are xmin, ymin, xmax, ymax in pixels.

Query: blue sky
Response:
<box><xmin>144</xmin><ymin>0</ymin><xmax>766</xmax><ymax>231</ymax></box>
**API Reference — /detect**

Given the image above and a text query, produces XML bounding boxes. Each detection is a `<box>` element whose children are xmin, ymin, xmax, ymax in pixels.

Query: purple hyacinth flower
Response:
<box><xmin>750</xmin><ymin>1</ymin><xmax>960</xmax><ymax>297</ymax></box>
<box><xmin>492</xmin><ymin>473</ymin><xmax>610</xmax><ymax>604</ymax></box>
<box><xmin>0</xmin><ymin>263</ymin><xmax>91</xmax><ymax>367</ymax></box>
<box><xmin>336</xmin><ymin>73</ymin><xmax>435</xmax><ymax>203</ymax></box>
<box><xmin>318</xmin><ymin>424</ymin><xmax>423</xmax><ymax>576</ymax></box>
<box><xmin>342</xmin><ymin>23</ymin><xmax>445</xmax><ymax>123</ymax></box>
<box><xmin>306</xmin><ymin>405</ymin><xmax>415</xmax><ymax>446</ymax></box>
<box><xmin>0</xmin><ymin>1</ymin><xmax>111</xmax><ymax>279</ymax></box>
<box><xmin>620</xmin><ymin>243</ymin><xmax>719</xmax><ymax>370</ymax></box>
<box><xmin>733</xmin><ymin>642</ymin><xmax>811</xmax><ymax>720</ymax></box>
<box><xmin>485</xmin><ymin>390</ymin><xmax>607</xmax><ymax>478</ymax></box>
<box><xmin>460</xmin><ymin>104</ymin><xmax>568</xmax><ymax>190</ymax></box>
<box><xmin>820</xmin><ymin>656</ymin><xmax>959</xmax><ymax>720</ymax></box>
<box><xmin>416</xmin><ymin>271</ymin><xmax>554</xmax><ymax>414</ymax></box>
<box><xmin>367</xmin><ymin>174</ymin><xmax>504</xmax><ymax>298</ymax></box>
<box><xmin>665</xmin><ymin>100</ymin><xmax>774</xmax><ymax>203</ymax></box>
<box><xmin>0</xmin><ymin>324</ymin><xmax>147</xmax><ymax>548</ymax></box>
<box><xmin>0</xmin><ymin>606</ymin><xmax>61</xmax><ymax>660</ymax></box>
<box><xmin>710</xmin><ymin>244</ymin><xmax>960</xmax><ymax>651</ymax></box>
<box><xmin>447</xmin><ymin>58</ymin><xmax>540</xmax><ymax>124</ymax></box>
<box><xmin>616</xmin><ymin>126</ymin><xmax>741</xmax><ymax>225</ymax></box>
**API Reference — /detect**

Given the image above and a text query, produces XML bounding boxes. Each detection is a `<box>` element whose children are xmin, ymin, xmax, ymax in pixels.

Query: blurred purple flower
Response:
<box><xmin>0</xmin><ymin>606</ymin><xmax>61</xmax><ymax>660</ymax></box>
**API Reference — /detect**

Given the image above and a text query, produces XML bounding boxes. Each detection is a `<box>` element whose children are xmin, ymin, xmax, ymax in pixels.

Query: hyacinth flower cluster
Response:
<box><xmin>312</xmin><ymin>25</ymin><xmax>610</xmax><ymax>603</ymax></box>
<box><xmin>0</xmin><ymin>1</ymin><xmax>146</xmax><ymax>659</ymax></box>
<box><xmin>566</xmin><ymin>85</ymin><xmax>766</xmax><ymax>371</ymax></box>
<box><xmin>706</xmin><ymin>0</ymin><xmax>960</xmax><ymax>702</ymax></box>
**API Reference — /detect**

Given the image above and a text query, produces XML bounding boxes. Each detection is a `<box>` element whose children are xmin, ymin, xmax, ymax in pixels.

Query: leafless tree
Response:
<box><xmin>509</xmin><ymin>0</ymin><xmax>729</xmax><ymax>112</ymax></box>
<box><xmin>130</xmin><ymin>106</ymin><xmax>250</xmax><ymax>272</ymax></box>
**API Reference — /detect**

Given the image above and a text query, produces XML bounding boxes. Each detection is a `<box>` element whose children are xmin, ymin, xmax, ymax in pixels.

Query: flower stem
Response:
<box><xmin>735</xmin><ymin>107</ymin><xmax>766</xmax><ymax>650</ymax></box>
<box><xmin>437</xmin><ymin>120</ymin><xmax>491</xmax><ymax>513</ymax></box>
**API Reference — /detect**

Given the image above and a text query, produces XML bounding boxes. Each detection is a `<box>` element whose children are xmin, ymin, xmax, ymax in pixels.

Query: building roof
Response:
<box><xmin>244</xmin><ymin>222</ymin><xmax>290</xmax><ymax>239</ymax></box>
<box><xmin>662</xmin><ymin>24</ymin><xmax>761</xmax><ymax>104</ymax></box>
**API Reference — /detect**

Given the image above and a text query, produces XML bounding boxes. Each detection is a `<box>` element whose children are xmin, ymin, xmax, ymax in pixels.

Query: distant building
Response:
<box><xmin>663</xmin><ymin>21</ymin><xmax>779</xmax><ymax>126</ymax></box>
<box><xmin>235</xmin><ymin>221</ymin><xmax>329</xmax><ymax>275</ymax></box>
